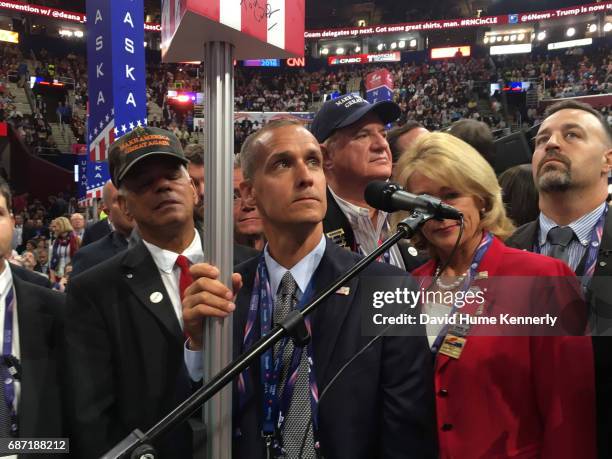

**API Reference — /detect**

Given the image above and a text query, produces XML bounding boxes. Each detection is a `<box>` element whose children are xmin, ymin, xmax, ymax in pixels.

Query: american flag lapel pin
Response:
<box><xmin>336</xmin><ymin>286</ymin><xmax>350</xmax><ymax>295</ymax></box>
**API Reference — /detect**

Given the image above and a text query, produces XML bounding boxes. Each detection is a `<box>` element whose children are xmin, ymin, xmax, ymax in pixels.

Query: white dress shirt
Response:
<box><xmin>142</xmin><ymin>231</ymin><xmax>204</xmax><ymax>381</ymax></box>
<box><xmin>264</xmin><ymin>235</ymin><xmax>326</xmax><ymax>300</ymax></box>
<box><xmin>0</xmin><ymin>261</ymin><xmax>20</xmax><ymax>459</ymax></box>
<box><xmin>328</xmin><ymin>186</ymin><xmax>405</xmax><ymax>270</ymax></box>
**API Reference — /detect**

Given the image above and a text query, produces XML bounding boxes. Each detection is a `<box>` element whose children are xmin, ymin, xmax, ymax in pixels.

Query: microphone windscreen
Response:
<box><xmin>364</xmin><ymin>180</ymin><xmax>397</xmax><ymax>212</ymax></box>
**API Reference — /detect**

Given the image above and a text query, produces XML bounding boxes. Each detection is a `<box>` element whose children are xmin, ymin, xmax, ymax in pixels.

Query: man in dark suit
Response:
<box><xmin>64</xmin><ymin>127</ymin><xmax>206</xmax><ymax>458</ymax></box>
<box><xmin>505</xmin><ymin>100</ymin><xmax>612</xmax><ymax>458</ymax></box>
<box><xmin>311</xmin><ymin>95</ymin><xmax>426</xmax><ymax>271</ymax></box>
<box><xmin>0</xmin><ymin>177</ymin><xmax>64</xmax><ymax>454</ymax></box>
<box><xmin>10</xmin><ymin>263</ymin><xmax>50</xmax><ymax>288</ymax></box>
<box><xmin>80</xmin><ymin>192</ymin><xmax>113</xmax><ymax>248</ymax></box>
<box><xmin>183</xmin><ymin>120</ymin><xmax>437</xmax><ymax>458</ymax></box>
<box><xmin>71</xmin><ymin>180</ymin><xmax>135</xmax><ymax>277</ymax></box>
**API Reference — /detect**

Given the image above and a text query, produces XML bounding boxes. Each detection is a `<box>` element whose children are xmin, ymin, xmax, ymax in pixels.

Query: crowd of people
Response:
<box><xmin>1</xmin><ymin>39</ymin><xmax>610</xmax><ymax>158</ymax></box>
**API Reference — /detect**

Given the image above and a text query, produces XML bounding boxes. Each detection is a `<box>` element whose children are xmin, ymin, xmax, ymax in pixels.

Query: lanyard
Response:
<box><xmin>535</xmin><ymin>204</ymin><xmax>608</xmax><ymax>289</ymax></box>
<box><xmin>237</xmin><ymin>256</ymin><xmax>320</xmax><ymax>456</ymax></box>
<box><xmin>2</xmin><ymin>287</ymin><xmax>17</xmax><ymax>436</ymax></box>
<box><xmin>429</xmin><ymin>232</ymin><xmax>494</xmax><ymax>354</ymax></box>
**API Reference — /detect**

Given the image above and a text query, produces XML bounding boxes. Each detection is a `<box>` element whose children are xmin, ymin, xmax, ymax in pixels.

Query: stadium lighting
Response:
<box><xmin>354</xmin><ymin>46</ymin><xmax>361</xmax><ymax>53</ymax></box>
<box><xmin>510</xmin><ymin>34</ymin><xmax>517</xmax><ymax>42</ymax></box>
<box><xmin>409</xmin><ymin>39</ymin><xmax>417</xmax><ymax>47</ymax></box>
<box><xmin>518</xmin><ymin>33</ymin><xmax>525</xmax><ymax>41</ymax></box>
<box><xmin>336</xmin><ymin>47</ymin><xmax>345</xmax><ymax>54</ymax></box>
<box><xmin>537</xmin><ymin>31</ymin><xmax>547</xmax><ymax>41</ymax></box>
<box><xmin>566</xmin><ymin>27</ymin><xmax>576</xmax><ymax>37</ymax></box>
<box><xmin>320</xmin><ymin>48</ymin><xmax>329</xmax><ymax>55</ymax></box>
<box><xmin>604</xmin><ymin>23</ymin><xmax>612</xmax><ymax>33</ymax></box>
<box><xmin>503</xmin><ymin>35</ymin><xmax>510</xmax><ymax>42</ymax></box>
<box><xmin>390</xmin><ymin>42</ymin><xmax>397</xmax><ymax>49</ymax></box>
<box><xmin>496</xmin><ymin>36</ymin><xmax>502</xmax><ymax>42</ymax></box>
<box><xmin>483</xmin><ymin>37</ymin><xmax>489</xmax><ymax>44</ymax></box>
<box><xmin>74</xmin><ymin>30</ymin><xmax>84</xmax><ymax>38</ymax></box>
<box><xmin>588</xmin><ymin>24</ymin><xmax>597</xmax><ymax>33</ymax></box>
<box><xmin>144</xmin><ymin>41</ymin><xmax>147</xmax><ymax>47</ymax></box>
<box><xmin>377</xmin><ymin>43</ymin><xmax>384</xmax><ymax>51</ymax></box>
<box><xmin>59</xmin><ymin>30</ymin><xmax>73</xmax><ymax>37</ymax></box>
<box><xmin>398</xmin><ymin>40</ymin><xmax>406</xmax><ymax>48</ymax></box>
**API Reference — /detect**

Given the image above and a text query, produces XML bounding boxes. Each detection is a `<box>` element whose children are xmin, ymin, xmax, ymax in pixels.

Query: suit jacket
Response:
<box><xmin>506</xmin><ymin>207</ymin><xmax>612</xmax><ymax>459</ymax></box>
<box><xmin>64</xmin><ymin>241</ymin><xmax>194</xmax><ymax>459</ymax></box>
<box><xmin>10</xmin><ymin>263</ymin><xmax>50</xmax><ymax>288</ymax></box>
<box><xmin>81</xmin><ymin>219</ymin><xmax>112</xmax><ymax>247</ymax></box>
<box><xmin>232</xmin><ymin>240</ymin><xmax>437</xmax><ymax>459</ymax></box>
<box><xmin>413</xmin><ymin>236</ymin><xmax>596</xmax><ymax>459</ymax></box>
<box><xmin>323</xmin><ymin>188</ymin><xmax>428</xmax><ymax>271</ymax></box>
<box><xmin>70</xmin><ymin>231</ymin><xmax>128</xmax><ymax>277</ymax></box>
<box><xmin>9</xmin><ymin>266</ymin><xmax>64</xmax><ymax>458</ymax></box>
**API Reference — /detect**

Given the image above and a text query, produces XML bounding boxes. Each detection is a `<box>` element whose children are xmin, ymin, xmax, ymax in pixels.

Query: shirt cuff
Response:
<box><xmin>184</xmin><ymin>340</ymin><xmax>204</xmax><ymax>382</ymax></box>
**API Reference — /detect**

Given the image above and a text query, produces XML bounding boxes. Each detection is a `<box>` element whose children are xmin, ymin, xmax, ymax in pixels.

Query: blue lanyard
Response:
<box><xmin>238</xmin><ymin>256</ymin><xmax>320</xmax><ymax>454</ymax></box>
<box><xmin>430</xmin><ymin>232</ymin><xmax>494</xmax><ymax>354</ymax></box>
<box><xmin>3</xmin><ymin>287</ymin><xmax>17</xmax><ymax>436</ymax></box>
<box><xmin>535</xmin><ymin>204</ymin><xmax>608</xmax><ymax>289</ymax></box>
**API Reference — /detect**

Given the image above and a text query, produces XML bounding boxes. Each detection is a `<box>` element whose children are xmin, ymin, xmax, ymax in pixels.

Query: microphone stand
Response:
<box><xmin>102</xmin><ymin>211</ymin><xmax>434</xmax><ymax>459</ymax></box>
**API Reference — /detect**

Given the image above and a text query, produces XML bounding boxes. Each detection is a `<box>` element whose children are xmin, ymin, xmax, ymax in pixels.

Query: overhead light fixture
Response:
<box><xmin>566</xmin><ymin>27</ymin><xmax>576</xmax><ymax>37</ymax></box>
<box><xmin>537</xmin><ymin>31</ymin><xmax>546</xmax><ymax>41</ymax></box>
<box><xmin>398</xmin><ymin>40</ymin><xmax>406</xmax><ymax>48</ymax></box>
<box><xmin>518</xmin><ymin>33</ymin><xmax>525</xmax><ymax>41</ymax></box>
<box><xmin>336</xmin><ymin>47</ymin><xmax>345</xmax><ymax>54</ymax></box>
<box><xmin>496</xmin><ymin>36</ymin><xmax>502</xmax><ymax>42</ymax></box>
<box><xmin>377</xmin><ymin>43</ymin><xmax>384</xmax><ymax>51</ymax></box>
<box><xmin>390</xmin><ymin>42</ymin><xmax>397</xmax><ymax>49</ymax></box>
<box><xmin>320</xmin><ymin>48</ymin><xmax>329</xmax><ymax>55</ymax></box>
<box><xmin>510</xmin><ymin>34</ymin><xmax>517</xmax><ymax>42</ymax></box>
<box><xmin>409</xmin><ymin>39</ymin><xmax>417</xmax><ymax>47</ymax></box>
<box><xmin>483</xmin><ymin>37</ymin><xmax>489</xmax><ymax>44</ymax></box>
<box><xmin>74</xmin><ymin>30</ymin><xmax>83</xmax><ymax>38</ymax></box>
<box><xmin>354</xmin><ymin>46</ymin><xmax>361</xmax><ymax>53</ymax></box>
<box><xmin>144</xmin><ymin>41</ymin><xmax>148</xmax><ymax>47</ymax></box>
<box><xmin>588</xmin><ymin>24</ymin><xmax>597</xmax><ymax>33</ymax></box>
<box><xmin>604</xmin><ymin>23</ymin><xmax>612</xmax><ymax>32</ymax></box>
<box><xmin>503</xmin><ymin>35</ymin><xmax>510</xmax><ymax>42</ymax></box>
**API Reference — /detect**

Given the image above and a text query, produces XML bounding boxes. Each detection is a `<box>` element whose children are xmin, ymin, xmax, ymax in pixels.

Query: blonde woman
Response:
<box><xmin>393</xmin><ymin>132</ymin><xmax>596</xmax><ymax>458</ymax></box>
<box><xmin>49</xmin><ymin>216</ymin><xmax>79</xmax><ymax>284</ymax></box>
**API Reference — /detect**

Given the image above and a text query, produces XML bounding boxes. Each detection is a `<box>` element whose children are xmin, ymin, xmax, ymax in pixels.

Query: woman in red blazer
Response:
<box><xmin>393</xmin><ymin>132</ymin><xmax>596</xmax><ymax>459</ymax></box>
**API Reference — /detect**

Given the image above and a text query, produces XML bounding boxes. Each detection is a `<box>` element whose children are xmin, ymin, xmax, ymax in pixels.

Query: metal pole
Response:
<box><xmin>202</xmin><ymin>41</ymin><xmax>234</xmax><ymax>459</ymax></box>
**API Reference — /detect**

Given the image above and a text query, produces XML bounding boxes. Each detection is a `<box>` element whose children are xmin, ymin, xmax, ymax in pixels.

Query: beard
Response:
<box><xmin>536</xmin><ymin>164</ymin><xmax>572</xmax><ymax>193</ymax></box>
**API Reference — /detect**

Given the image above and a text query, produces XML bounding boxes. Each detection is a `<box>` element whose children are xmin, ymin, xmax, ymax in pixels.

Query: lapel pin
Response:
<box><xmin>475</xmin><ymin>271</ymin><xmax>488</xmax><ymax>280</ymax></box>
<box><xmin>126</xmin><ymin>273</ymin><xmax>133</xmax><ymax>279</ymax></box>
<box><xmin>150</xmin><ymin>292</ymin><xmax>163</xmax><ymax>303</ymax></box>
<box><xmin>336</xmin><ymin>286</ymin><xmax>350</xmax><ymax>295</ymax></box>
<box><xmin>408</xmin><ymin>247</ymin><xmax>418</xmax><ymax>257</ymax></box>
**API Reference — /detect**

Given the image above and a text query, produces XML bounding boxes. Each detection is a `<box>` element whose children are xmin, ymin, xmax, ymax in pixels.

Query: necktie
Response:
<box><xmin>175</xmin><ymin>255</ymin><xmax>192</xmax><ymax>301</ymax></box>
<box><xmin>0</xmin><ymin>288</ymin><xmax>15</xmax><ymax>437</ymax></box>
<box><xmin>547</xmin><ymin>226</ymin><xmax>575</xmax><ymax>264</ymax></box>
<box><xmin>274</xmin><ymin>272</ymin><xmax>314</xmax><ymax>458</ymax></box>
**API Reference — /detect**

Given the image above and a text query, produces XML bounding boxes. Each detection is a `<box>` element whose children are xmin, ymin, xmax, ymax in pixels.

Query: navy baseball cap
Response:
<box><xmin>108</xmin><ymin>126</ymin><xmax>188</xmax><ymax>187</ymax></box>
<box><xmin>310</xmin><ymin>94</ymin><xmax>401</xmax><ymax>143</ymax></box>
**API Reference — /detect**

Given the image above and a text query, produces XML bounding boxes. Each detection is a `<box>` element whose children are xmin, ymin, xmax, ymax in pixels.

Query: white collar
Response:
<box><xmin>264</xmin><ymin>235</ymin><xmax>326</xmax><ymax>296</ymax></box>
<box><xmin>0</xmin><ymin>260</ymin><xmax>13</xmax><ymax>299</ymax></box>
<box><xmin>142</xmin><ymin>230</ymin><xmax>203</xmax><ymax>273</ymax></box>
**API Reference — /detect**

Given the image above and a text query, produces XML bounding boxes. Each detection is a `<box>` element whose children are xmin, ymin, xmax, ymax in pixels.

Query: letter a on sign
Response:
<box><xmin>95</xmin><ymin>9</ymin><xmax>102</xmax><ymax>24</ymax></box>
<box><xmin>97</xmin><ymin>91</ymin><xmax>105</xmax><ymax>105</ymax></box>
<box><xmin>123</xmin><ymin>12</ymin><xmax>134</xmax><ymax>28</ymax></box>
<box><xmin>126</xmin><ymin>93</ymin><xmax>137</xmax><ymax>107</ymax></box>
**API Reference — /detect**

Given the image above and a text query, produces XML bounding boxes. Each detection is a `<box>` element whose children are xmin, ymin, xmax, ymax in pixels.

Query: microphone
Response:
<box><xmin>364</xmin><ymin>180</ymin><xmax>463</xmax><ymax>220</ymax></box>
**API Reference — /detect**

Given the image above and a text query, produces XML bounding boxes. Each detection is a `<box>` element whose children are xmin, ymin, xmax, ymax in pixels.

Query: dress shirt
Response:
<box><xmin>142</xmin><ymin>231</ymin><xmax>204</xmax><ymax>381</ymax></box>
<box><xmin>328</xmin><ymin>186</ymin><xmax>405</xmax><ymax>270</ymax></box>
<box><xmin>264</xmin><ymin>234</ymin><xmax>326</xmax><ymax>300</ymax></box>
<box><xmin>538</xmin><ymin>201</ymin><xmax>607</xmax><ymax>272</ymax></box>
<box><xmin>0</xmin><ymin>261</ymin><xmax>20</xmax><ymax>459</ymax></box>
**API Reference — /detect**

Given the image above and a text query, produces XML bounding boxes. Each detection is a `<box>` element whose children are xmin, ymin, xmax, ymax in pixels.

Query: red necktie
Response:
<box><xmin>175</xmin><ymin>254</ymin><xmax>192</xmax><ymax>301</ymax></box>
